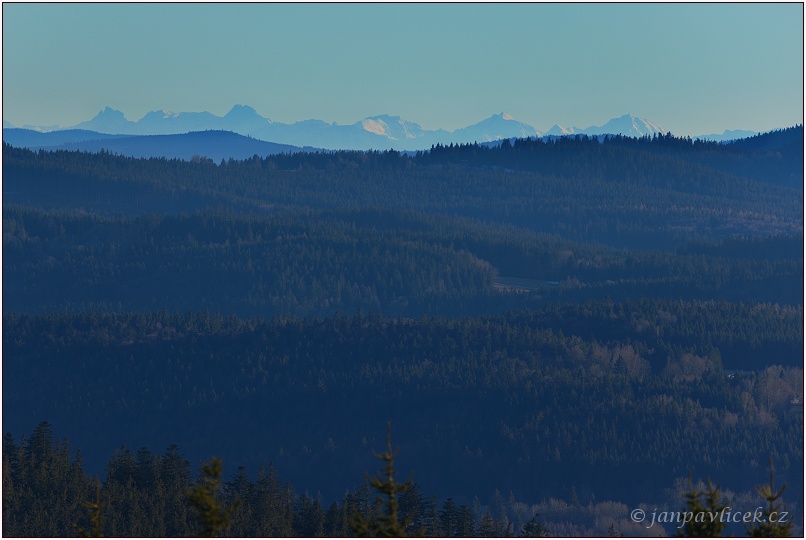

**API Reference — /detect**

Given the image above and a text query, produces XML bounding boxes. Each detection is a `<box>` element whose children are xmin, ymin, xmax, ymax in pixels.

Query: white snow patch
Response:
<box><xmin>396</xmin><ymin>119</ymin><xmax>420</xmax><ymax>139</ymax></box>
<box><xmin>362</xmin><ymin>118</ymin><xmax>395</xmax><ymax>138</ymax></box>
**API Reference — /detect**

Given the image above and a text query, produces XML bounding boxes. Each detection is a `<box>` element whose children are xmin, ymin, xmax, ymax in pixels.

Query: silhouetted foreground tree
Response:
<box><xmin>747</xmin><ymin>460</ymin><xmax>793</xmax><ymax>537</ymax></box>
<box><xmin>351</xmin><ymin>424</ymin><xmax>415</xmax><ymax>537</ymax></box>
<box><xmin>676</xmin><ymin>460</ymin><xmax>795</xmax><ymax>537</ymax></box>
<box><xmin>678</xmin><ymin>477</ymin><xmax>728</xmax><ymax>537</ymax></box>
<box><xmin>2</xmin><ymin>422</ymin><xmax>802</xmax><ymax>536</ymax></box>
<box><xmin>74</xmin><ymin>479</ymin><xmax>104</xmax><ymax>538</ymax></box>
<box><xmin>186</xmin><ymin>457</ymin><xmax>241</xmax><ymax>537</ymax></box>
<box><xmin>521</xmin><ymin>514</ymin><xmax>550</xmax><ymax>537</ymax></box>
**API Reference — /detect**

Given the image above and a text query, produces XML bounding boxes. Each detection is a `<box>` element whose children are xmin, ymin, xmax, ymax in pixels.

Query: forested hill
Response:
<box><xmin>4</xmin><ymin>206</ymin><xmax>802</xmax><ymax>317</ymax></box>
<box><xmin>729</xmin><ymin>124</ymin><xmax>804</xmax><ymax>153</ymax></box>
<box><xmin>4</xmin><ymin>124</ymin><xmax>802</xmax><ymax>186</ymax></box>
<box><xmin>3</xmin><ymin>127</ymin><xmax>803</xmax><ymax>537</ymax></box>
<box><xmin>3</xmin><ymin>130</ymin><xmax>802</xmax><ymax>317</ymax></box>
<box><xmin>3</xmin><ymin>129</ymin><xmax>310</xmax><ymax>162</ymax></box>
<box><xmin>3</xmin><ymin>128</ymin><xmax>802</xmax><ymax>250</ymax></box>
<box><xmin>425</xmin><ymin>126</ymin><xmax>804</xmax><ymax>188</ymax></box>
<box><xmin>4</xmin><ymin>307</ymin><xmax>803</xmax><ymax>506</ymax></box>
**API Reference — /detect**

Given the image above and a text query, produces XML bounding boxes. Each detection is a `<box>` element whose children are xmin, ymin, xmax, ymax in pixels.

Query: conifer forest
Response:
<box><xmin>3</xmin><ymin>128</ymin><xmax>804</xmax><ymax>536</ymax></box>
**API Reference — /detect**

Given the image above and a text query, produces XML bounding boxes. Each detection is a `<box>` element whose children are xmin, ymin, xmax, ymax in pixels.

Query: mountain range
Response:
<box><xmin>7</xmin><ymin>105</ymin><xmax>753</xmax><ymax>151</ymax></box>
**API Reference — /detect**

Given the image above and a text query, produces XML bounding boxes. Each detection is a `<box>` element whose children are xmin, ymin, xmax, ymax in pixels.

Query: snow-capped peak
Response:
<box><xmin>362</xmin><ymin>117</ymin><xmax>392</xmax><ymax>137</ymax></box>
<box><xmin>544</xmin><ymin>124</ymin><xmax>580</xmax><ymax>136</ymax></box>
<box><xmin>452</xmin><ymin>113</ymin><xmax>540</xmax><ymax>142</ymax></box>
<box><xmin>582</xmin><ymin>114</ymin><xmax>666</xmax><ymax>137</ymax></box>
<box><xmin>38</xmin><ymin>107</ymin><xmax>677</xmax><ymax>150</ymax></box>
<box><xmin>360</xmin><ymin>115</ymin><xmax>425</xmax><ymax>140</ymax></box>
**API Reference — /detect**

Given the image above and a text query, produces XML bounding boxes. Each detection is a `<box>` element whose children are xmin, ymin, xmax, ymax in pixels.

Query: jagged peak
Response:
<box><xmin>97</xmin><ymin>106</ymin><xmax>126</xmax><ymax>118</ymax></box>
<box><xmin>366</xmin><ymin>114</ymin><xmax>401</xmax><ymax>121</ymax></box>
<box><xmin>480</xmin><ymin>112</ymin><xmax>521</xmax><ymax>124</ymax></box>
<box><xmin>226</xmin><ymin>104</ymin><xmax>258</xmax><ymax>116</ymax></box>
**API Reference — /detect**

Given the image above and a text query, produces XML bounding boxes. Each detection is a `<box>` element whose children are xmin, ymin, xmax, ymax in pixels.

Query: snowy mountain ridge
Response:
<box><xmin>10</xmin><ymin>106</ymin><xmax>758</xmax><ymax>150</ymax></box>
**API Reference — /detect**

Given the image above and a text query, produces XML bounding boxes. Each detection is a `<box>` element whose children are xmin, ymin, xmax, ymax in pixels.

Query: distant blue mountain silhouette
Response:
<box><xmin>3</xmin><ymin>129</ymin><xmax>309</xmax><ymax>161</ymax></box>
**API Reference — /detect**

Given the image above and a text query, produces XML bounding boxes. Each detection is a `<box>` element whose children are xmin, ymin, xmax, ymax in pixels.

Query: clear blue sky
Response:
<box><xmin>3</xmin><ymin>3</ymin><xmax>803</xmax><ymax>135</ymax></box>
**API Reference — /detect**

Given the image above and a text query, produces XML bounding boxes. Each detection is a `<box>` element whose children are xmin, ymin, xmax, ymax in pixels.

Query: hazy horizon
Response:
<box><xmin>3</xmin><ymin>3</ymin><xmax>803</xmax><ymax>136</ymax></box>
<box><xmin>4</xmin><ymin>105</ymin><xmax>791</xmax><ymax>139</ymax></box>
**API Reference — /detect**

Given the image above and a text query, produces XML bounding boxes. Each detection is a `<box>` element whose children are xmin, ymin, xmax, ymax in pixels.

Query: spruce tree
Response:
<box><xmin>351</xmin><ymin>424</ymin><xmax>413</xmax><ymax>537</ymax></box>
<box><xmin>678</xmin><ymin>477</ymin><xmax>727</xmax><ymax>537</ymax></box>
<box><xmin>746</xmin><ymin>459</ymin><xmax>793</xmax><ymax>537</ymax></box>
<box><xmin>74</xmin><ymin>478</ymin><xmax>104</xmax><ymax>538</ymax></box>
<box><xmin>477</xmin><ymin>511</ymin><xmax>498</xmax><ymax>537</ymax></box>
<box><xmin>186</xmin><ymin>457</ymin><xmax>240</xmax><ymax>537</ymax></box>
<box><xmin>521</xmin><ymin>513</ymin><xmax>550</xmax><ymax>537</ymax></box>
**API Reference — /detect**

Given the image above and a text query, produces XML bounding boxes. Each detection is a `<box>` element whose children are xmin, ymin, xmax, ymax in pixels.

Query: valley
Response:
<box><xmin>2</xmin><ymin>125</ymin><xmax>803</xmax><ymax>536</ymax></box>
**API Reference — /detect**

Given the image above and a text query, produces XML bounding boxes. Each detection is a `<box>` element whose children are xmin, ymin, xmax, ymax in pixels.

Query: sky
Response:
<box><xmin>2</xmin><ymin>3</ymin><xmax>803</xmax><ymax>136</ymax></box>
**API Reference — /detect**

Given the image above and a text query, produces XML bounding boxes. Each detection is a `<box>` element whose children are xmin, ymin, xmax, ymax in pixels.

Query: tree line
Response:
<box><xmin>4</xmin><ymin>127</ymin><xmax>802</xmax><ymax>251</ymax></box>
<box><xmin>4</xmin><ymin>205</ymin><xmax>801</xmax><ymax>318</ymax></box>
<box><xmin>4</xmin><ymin>308</ymin><xmax>802</xmax><ymax>512</ymax></box>
<box><xmin>4</xmin><ymin>421</ymin><xmax>799</xmax><ymax>537</ymax></box>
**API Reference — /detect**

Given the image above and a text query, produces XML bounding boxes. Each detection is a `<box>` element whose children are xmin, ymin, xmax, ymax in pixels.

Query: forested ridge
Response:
<box><xmin>2</xmin><ymin>127</ymin><xmax>803</xmax><ymax>536</ymax></box>
<box><xmin>3</xmin><ymin>419</ymin><xmax>798</xmax><ymax>537</ymax></box>
<box><xmin>4</xmin><ymin>129</ymin><xmax>802</xmax><ymax>250</ymax></box>
<box><xmin>4</xmin><ymin>206</ymin><xmax>801</xmax><ymax>317</ymax></box>
<box><xmin>5</xmin><ymin>308</ymin><xmax>802</xmax><ymax>499</ymax></box>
